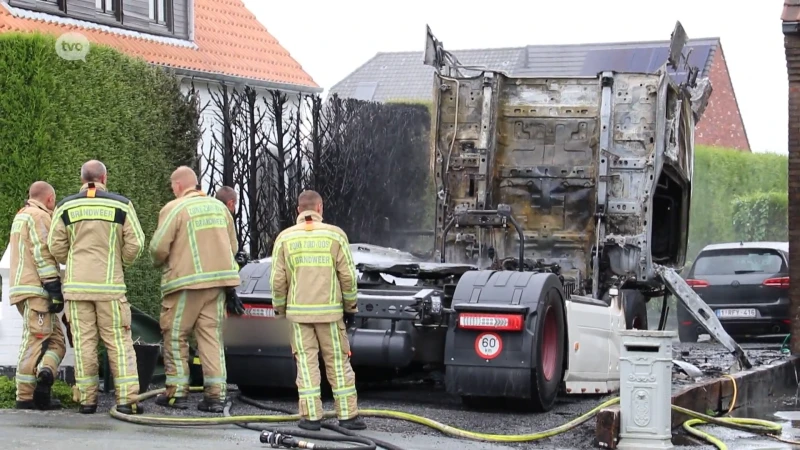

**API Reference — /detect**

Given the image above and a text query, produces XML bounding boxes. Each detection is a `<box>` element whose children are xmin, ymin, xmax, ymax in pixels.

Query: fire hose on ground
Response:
<box><xmin>109</xmin><ymin>378</ymin><xmax>800</xmax><ymax>450</ymax></box>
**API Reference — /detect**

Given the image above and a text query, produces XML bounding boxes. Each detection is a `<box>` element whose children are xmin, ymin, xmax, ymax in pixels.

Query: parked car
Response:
<box><xmin>678</xmin><ymin>241</ymin><xmax>790</xmax><ymax>342</ymax></box>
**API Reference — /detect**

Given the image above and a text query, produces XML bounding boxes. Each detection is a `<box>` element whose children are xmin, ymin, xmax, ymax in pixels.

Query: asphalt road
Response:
<box><xmin>0</xmin><ymin>341</ymin><xmax>791</xmax><ymax>450</ymax></box>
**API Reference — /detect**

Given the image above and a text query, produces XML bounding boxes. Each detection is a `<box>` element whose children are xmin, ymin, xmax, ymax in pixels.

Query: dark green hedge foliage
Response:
<box><xmin>0</xmin><ymin>32</ymin><xmax>199</xmax><ymax>318</ymax></box>
<box><xmin>731</xmin><ymin>191</ymin><xmax>788</xmax><ymax>243</ymax></box>
<box><xmin>687</xmin><ymin>146</ymin><xmax>788</xmax><ymax>261</ymax></box>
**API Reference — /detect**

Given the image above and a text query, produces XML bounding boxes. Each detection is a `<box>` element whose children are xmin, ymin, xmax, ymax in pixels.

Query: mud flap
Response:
<box><xmin>655</xmin><ymin>265</ymin><xmax>752</xmax><ymax>369</ymax></box>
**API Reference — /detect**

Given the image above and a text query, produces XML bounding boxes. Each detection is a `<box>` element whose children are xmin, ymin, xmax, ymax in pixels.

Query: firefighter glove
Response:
<box><xmin>343</xmin><ymin>312</ymin><xmax>356</xmax><ymax>328</ymax></box>
<box><xmin>43</xmin><ymin>279</ymin><xmax>64</xmax><ymax>313</ymax></box>
<box><xmin>225</xmin><ymin>287</ymin><xmax>245</xmax><ymax>316</ymax></box>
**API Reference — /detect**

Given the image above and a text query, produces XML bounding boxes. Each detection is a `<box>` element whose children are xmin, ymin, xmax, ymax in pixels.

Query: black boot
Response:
<box><xmin>197</xmin><ymin>397</ymin><xmax>224</xmax><ymax>413</ymax></box>
<box><xmin>298</xmin><ymin>418</ymin><xmax>321</xmax><ymax>431</ymax></box>
<box><xmin>15</xmin><ymin>400</ymin><xmax>37</xmax><ymax>410</ymax></box>
<box><xmin>339</xmin><ymin>416</ymin><xmax>367</xmax><ymax>430</ymax></box>
<box><xmin>116</xmin><ymin>402</ymin><xmax>144</xmax><ymax>415</ymax></box>
<box><xmin>33</xmin><ymin>368</ymin><xmax>58</xmax><ymax>410</ymax></box>
<box><xmin>155</xmin><ymin>394</ymin><xmax>189</xmax><ymax>410</ymax></box>
<box><xmin>79</xmin><ymin>404</ymin><xmax>98</xmax><ymax>414</ymax></box>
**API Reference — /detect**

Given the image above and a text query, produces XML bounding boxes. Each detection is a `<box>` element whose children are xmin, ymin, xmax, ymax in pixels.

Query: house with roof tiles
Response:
<box><xmin>0</xmin><ymin>0</ymin><xmax>320</xmax><ymax>374</ymax></box>
<box><xmin>331</xmin><ymin>38</ymin><xmax>750</xmax><ymax>152</ymax></box>
<box><xmin>0</xmin><ymin>0</ymin><xmax>322</xmax><ymax>188</ymax></box>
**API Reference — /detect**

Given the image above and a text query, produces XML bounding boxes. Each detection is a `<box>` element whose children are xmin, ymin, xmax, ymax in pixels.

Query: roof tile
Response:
<box><xmin>0</xmin><ymin>0</ymin><xmax>318</xmax><ymax>89</ymax></box>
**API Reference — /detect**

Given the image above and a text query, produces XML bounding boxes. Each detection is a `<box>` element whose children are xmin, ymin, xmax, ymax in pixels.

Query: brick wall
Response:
<box><xmin>785</xmin><ymin>32</ymin><xmax>800</xmax><ymax>353</ymax></box>
<box><xmin>694</xmin><ymin>45</ymin><xmax>751</xmax><ymax>151</ymax></box>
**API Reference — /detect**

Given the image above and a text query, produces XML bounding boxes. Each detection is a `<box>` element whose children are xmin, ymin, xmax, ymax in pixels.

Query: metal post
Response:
<box><xmin>617</xmin><ymin>330</ymin><xmax>676</xmax><ymax>450</ymax></box>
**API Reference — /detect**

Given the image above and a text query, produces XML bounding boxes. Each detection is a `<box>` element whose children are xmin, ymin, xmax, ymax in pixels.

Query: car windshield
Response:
<box><xmin>693</xmin><ymin>248</ymin><xmax>784</xmax><ymax>276</ymax></box>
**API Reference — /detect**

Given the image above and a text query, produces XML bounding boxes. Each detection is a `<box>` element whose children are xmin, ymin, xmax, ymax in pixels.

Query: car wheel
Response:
<box><xmin>623</xmin><ymin>290</ymin><xmax>648</xmax><ymax>330</ymax></box>
<box><xmin>678</xmin><ymin>326</ymin><xmax>698</xmax><ymax>343</ymax></box>
<box><xmin>528</xmin><ymin>287</ymin><xmax>566</xmax><ymax>412</ymax></box>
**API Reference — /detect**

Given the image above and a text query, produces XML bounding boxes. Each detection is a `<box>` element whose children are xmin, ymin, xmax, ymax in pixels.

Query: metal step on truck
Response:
<box><xmin>224</xmin><ymin>21</ymin><xmax>751</xmax><ymax>412</ymax></box>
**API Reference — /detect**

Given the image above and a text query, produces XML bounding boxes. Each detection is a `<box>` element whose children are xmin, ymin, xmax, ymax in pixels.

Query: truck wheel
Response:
<box><xmin>529</xmin><ymin>288</ymin><xmax>566</xmax><ymax>412</ymax></box>
<box><xmin>624</xmin><ymin>291</ymin><xmax>648</xmax><ymax>330</ymax></box>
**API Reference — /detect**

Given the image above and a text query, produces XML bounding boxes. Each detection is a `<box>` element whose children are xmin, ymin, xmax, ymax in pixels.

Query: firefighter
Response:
<box><xmin>270</xmin><ymin>190</ymin><xmax>366</xmax><ymax>431</ymax></box>
<box><xmin>9</xmin><ymin>181</ymin><xmax>67</xmax><ymax>410</ymax></box>
<box><xmin>149</xmin><ymin>166</ymin><xmax>244</xmax><ymax>413</ymax></box>
<box><xmin>215</xmin><ymin>186</ymin><xmax>237</xmax><ymax>215</ymax></box>
<box><xmin>48</xmin><ymin>160</ymin><xmax>146</xmax><ymax>415</ymax></box>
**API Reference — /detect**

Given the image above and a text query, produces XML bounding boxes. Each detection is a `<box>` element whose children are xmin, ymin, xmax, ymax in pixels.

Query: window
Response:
<box><xmin>96</xmin><ymin>0</ymin><xmax>115</xmax><ymax>14</ymax></box>
<box><xmin>26</xmin><ymin>0</ymin><xmax>67</xmax><ymax>12</ymax></box>
<box><xmin>693</xmin><ymin>248</ymin><xmax>786</xmax><ymax>276</ymax></box>
<box><xmin>149</xmin><ymin>0</ymin><xmax>171</xmax><ymax>27</ymax></box>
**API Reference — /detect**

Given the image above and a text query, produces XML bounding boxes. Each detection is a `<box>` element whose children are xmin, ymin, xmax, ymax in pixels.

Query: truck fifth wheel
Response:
<box><xmin>224</xmin><ymin>22</ymin><xmax>749</xmax><ymax>412</ymax></box>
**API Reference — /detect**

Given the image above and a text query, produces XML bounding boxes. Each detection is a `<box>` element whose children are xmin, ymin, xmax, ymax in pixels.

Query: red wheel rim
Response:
<box><xmin>541</xmin><ymin>305</ymin><xmax>558</xmax><ymax>381</ymax></box>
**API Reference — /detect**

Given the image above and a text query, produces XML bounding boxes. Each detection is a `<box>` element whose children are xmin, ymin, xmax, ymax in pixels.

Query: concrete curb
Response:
<box><xmin>594</xmin><ymin>355</ymin><xmax>800</xmax><ymax>449</ymax></box>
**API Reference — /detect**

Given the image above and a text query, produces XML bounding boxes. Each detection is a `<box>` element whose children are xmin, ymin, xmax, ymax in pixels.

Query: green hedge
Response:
<box><xmin>0</xmin><ymin>32</ymin><xmax>199</xmax><ymax>318</ymax></box>
<box><xmin>687</xmin><ymin>146</ymin><xmax>788</xmax><ymax>260</ymax></box>
<box><xmin>731</xmin><ymin>191</ymin><xmax>788</xmax><ymax>242</ymax></box>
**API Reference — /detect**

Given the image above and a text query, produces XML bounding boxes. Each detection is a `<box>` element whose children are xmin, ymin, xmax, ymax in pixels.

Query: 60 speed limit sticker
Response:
<box><xmin>475</xmin><ymin>332</ymin><xmax>503</xmax><ymax>360</ymax></box>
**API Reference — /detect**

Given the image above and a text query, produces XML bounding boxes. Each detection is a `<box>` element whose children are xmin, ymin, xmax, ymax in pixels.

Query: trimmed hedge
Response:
<box><xmin>731</xmin><ymin>191</ymin><xmax>788</xmax><ymax>242</ymax></box>
<box><xmin>0</xmin><ymin>32</ymin><xmax>199</xmax><ymax>318</ymax></box>
<box><xmin>687</xmin><ymin>146</ymin><xmax>788</xmax><ymax>260</ymax></box>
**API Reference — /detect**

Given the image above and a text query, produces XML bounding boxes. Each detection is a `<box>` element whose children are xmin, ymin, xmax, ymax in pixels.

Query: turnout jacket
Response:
<box><xmin>8</xmin><ymin>199</ymin><xmax>60</xmax><ymax>304</ymax></box>
<box><xmin>269</xmin><ymin>211</ymin><xmax>358</xmax><ymax>323</ymax></box>
<box><xmin>149</xmin><ymin>189</ymin><xmax>240</xmax><ymax>296</ymax></box>
<box><xmin>48</xmin><ymin>182</ymin><xmax>145</xmax><ymax>301</ymax></box>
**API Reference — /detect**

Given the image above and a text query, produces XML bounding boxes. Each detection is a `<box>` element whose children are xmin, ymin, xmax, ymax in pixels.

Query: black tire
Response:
<box><xmin>528</xmin><ymin>287</ymin><xmax>566</xmax><ymax>412</ymax></box>
<box><xmin>678</xmin><ymin>326</ymin><xmax>698</xmax><ymax>343</ymax></box>
<box><xmin>623</xmin><ymin>290</ymin><xmax>648</xmax><ymax>330</ymax></box>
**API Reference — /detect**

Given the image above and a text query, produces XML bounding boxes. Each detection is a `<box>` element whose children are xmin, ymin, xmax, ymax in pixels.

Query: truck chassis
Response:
<box><xmin>226</xmin><ymin>22</ymin><xmax>751</xmax><ymax>412</ymax></box>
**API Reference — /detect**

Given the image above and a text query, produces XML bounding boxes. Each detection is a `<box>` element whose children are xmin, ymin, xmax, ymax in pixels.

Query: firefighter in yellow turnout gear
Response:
<box><xmin>149</xmin><ymin>167</ymin><xmax>243</xmax><ymax>413</ymax></box>
<box><xmin>48</xmin><ymin>160</ymin><xmax>146</xmax><ymax>415</ymax></box>
<box><xmin>9</xmin><ymin>181</ymin><xmax>67</xmax><ymax>410</ymax></box>
<box><xmin>270</xmin><ymin>190</ymin><xmax>366</xmax><ymax>431</ymax></box>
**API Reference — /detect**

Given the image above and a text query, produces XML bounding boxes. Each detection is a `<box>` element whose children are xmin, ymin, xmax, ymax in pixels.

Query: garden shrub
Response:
<box><xmin>731</xmin><ymin>191</ymin><xmax>788</xmax><ymax>242</ymax></box>
<box><xmin>0</xmin><ymin>375</ymin><xmax>78</xmax><ymax>409</ymax></box>
<box><xmin>0</xmin><ymin>32</ymin><xmax>200</xmax><ymax>318</ymax></box>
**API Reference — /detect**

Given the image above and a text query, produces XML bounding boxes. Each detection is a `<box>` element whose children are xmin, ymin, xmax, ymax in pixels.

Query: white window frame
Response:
<box><xmin>96</xmin><ymin>0</ymin><xmax>115</xmax><ymax>14</ymax></box>
<box><xmin>149</xmin><ymin>0</ymin><xmax>168</xmax><ymax>25</ymax></box>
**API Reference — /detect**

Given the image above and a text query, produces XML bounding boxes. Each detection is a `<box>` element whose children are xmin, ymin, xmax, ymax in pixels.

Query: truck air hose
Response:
<box><xmin>109</xmin><ymin>385</ymin><xmax>797</xmax><ymax>449</ymax></box>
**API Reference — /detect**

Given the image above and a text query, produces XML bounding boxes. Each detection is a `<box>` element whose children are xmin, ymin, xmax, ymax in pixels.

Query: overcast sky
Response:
<box><xmin>244</xmin><ymin>0</ymin><xmax>787</xmax><ymax>155</ymax></box>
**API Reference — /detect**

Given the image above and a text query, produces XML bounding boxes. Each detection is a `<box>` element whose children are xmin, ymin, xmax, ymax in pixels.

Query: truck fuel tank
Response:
<box><xmin>347</xmin><ymin>328</ymin><xmax>414</xmax><ymax>369</ymax></box>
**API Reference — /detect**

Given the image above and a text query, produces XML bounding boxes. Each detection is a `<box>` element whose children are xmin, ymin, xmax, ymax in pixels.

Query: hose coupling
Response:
<box><xmin>259</xmin><ymin>430</ymin><xmax>302</xmax><ymax>448</ymax></box>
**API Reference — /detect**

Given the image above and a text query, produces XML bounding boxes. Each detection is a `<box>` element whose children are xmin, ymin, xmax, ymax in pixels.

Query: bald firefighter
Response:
<box><xmin>9</xmin><ymin>181</ymin><xmax>66</xmax><ymax>410</ymax></box>
<box><xmin>149</xmin><ymin>167</ymin><xmax>244</xmax><ymax>413</ymax></box>
<box><xmin>215</xmin><ymin>186</ymin><xmax>237</xmax><ymax>215</ymax></box>
<box><xmin>48</xmin><ymin>160</ymin><xmax>146</xmax><ymax>415</ymax></box>
<box><xmin>270</xmin><ymin>190</ymin><xmax>366</xmax><ymax>431</ymax></box>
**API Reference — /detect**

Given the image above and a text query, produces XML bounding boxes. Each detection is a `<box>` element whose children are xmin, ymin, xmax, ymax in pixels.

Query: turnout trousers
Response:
<box><xmin>65</xmin><ymin>297</ymin><xmax>139</xmax><ymax>406</ymax></box>
<box><xmin>15</xmin><ymin>297</ymin><xmax>66</xmax><ymax>401</ymax></box>
<box><xmin>290</xmin><ymin>319</ymin><xmax>358</xmax><ymax>421</ymax></box>
<box><xmin>160</xmin><ymin>287</ymin><xmax>227</xmax><ymax>401</ymax></box>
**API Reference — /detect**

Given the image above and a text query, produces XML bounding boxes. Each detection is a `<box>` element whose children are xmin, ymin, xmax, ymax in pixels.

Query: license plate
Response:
<box><xmin>242</xmin><ymin>304</ymin><xmax>275</xmax><ymax>318</ymax></box>
<box><xmin>715</xmin><ymin>308</ymin><xmax>757</xmax><ymax>319</ymax></box>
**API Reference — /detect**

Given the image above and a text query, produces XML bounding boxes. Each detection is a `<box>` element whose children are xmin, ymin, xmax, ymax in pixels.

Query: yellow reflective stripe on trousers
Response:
<box><xmin>37</xmin><ymin>349</ymin><xmax>63</xmax><ymax>371</ymax></box>
<box><xmin>292</xmin><ymin>323</ymin><xmax>318</xmax><ymax>420</ymax></box>
<box><xmin>69</xmin><ymin>301</ymin><xmax>91</xmax><ymax>404</ymax></box>
<box><xmin>15</xmin><ymin>302</ymin><xmax>33</xmax><ymax>390</ymax></box>
<box><xmin>171</xmin><ymin>292</ymin><xmax>188</xmax><ymax>396</ymax></box>
<box><xmin>214</xmin><ymin>289</ymin><xmax>227</xmax><ymax>400</ymax></box>
<box><xmin>161</xmin><ymin>270</ymin><xmax>240</xmax><ymax>294</ymax></box>
<box><xmin>329</xmin><ymin>322</ymin><xmax>349</xmax><ymax>419</ymax></box>
<box><xmin>111</xmin><ymin>299</ymin><xmax>131</xmax><ymax>402</ymax></box>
